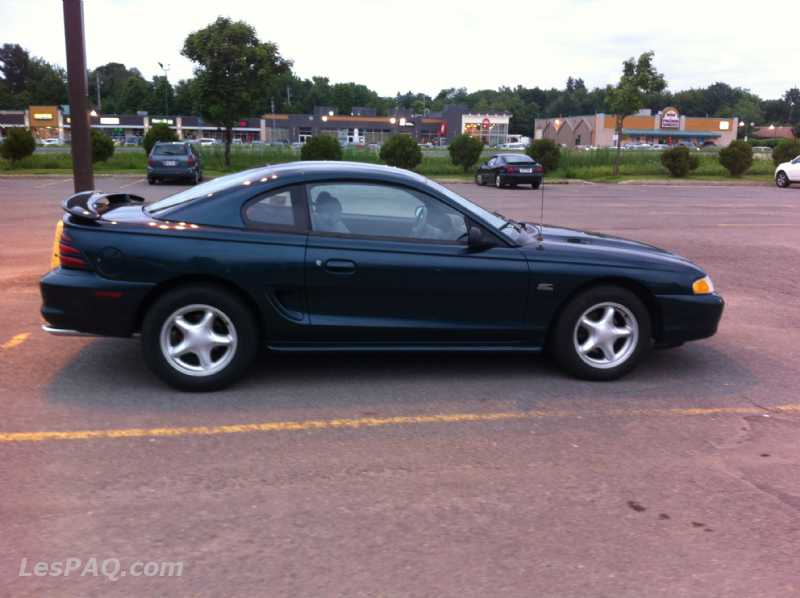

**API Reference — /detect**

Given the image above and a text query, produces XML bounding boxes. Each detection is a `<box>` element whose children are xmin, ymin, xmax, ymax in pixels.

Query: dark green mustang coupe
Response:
<box><xmin>41</xmin><ymin>162</ymin><xmax>723</xmax><ymax>390</ymax></box>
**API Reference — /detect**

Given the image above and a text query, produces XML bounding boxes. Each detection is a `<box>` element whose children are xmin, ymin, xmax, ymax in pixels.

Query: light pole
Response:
<box><xmin>157</xmin><ymin>62</ymin><xmax>170</xmax><ymax>115</ymax></box>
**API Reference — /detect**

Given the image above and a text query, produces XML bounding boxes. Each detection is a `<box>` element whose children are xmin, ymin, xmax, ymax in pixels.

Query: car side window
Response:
<box><xmin>487</xmin><ymin>157</ymin><xmax>497</xmax><ymax>167</ymax></box>
<box><xmin>308</xmin><ymin>183</ymin><xmax>467</xmax><ymax>243</ymax></box>
<box><xmin>244</xmin><ymin>188</ymin><xmax>298</xmax><ymax>229</ymax></box>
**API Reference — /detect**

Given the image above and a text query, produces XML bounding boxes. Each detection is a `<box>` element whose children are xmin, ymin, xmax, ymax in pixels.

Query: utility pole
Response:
<box><xmin>62</xmin><ymin>0</ymin><xmax>93</xmax><ymax>192</ymax></box>
<box><xmin>157</xmin><ymin>62</ymin><xmax>170</xmax><ymax>115</ymax></box>
<box><xmin>270</xmin><ymin>97</ymin><xmax>275</xmax><ymax>142</ymax></box>
<box><xmin>95</xmin><ymin>71</ymin><xmax>101</xmax><ymax>112</ymax></box>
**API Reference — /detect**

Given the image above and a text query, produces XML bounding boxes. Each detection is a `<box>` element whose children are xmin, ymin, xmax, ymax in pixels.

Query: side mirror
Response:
<box><xmin>467</xmin><ymin>225</ymin><xmax>493</xmax><ymax>250</ymax></box>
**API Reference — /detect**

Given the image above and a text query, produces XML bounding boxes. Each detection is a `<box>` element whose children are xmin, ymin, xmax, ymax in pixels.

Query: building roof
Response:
<box><xmin>622</xmin><ymin>128</ymin><xmax>721</xmax><ymax>138</ymax></box>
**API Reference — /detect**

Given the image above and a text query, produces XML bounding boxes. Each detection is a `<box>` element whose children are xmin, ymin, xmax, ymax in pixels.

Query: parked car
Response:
<box><xmin>774</xmin><ymin>154</ymin><xmax>800</xmax><ymax>188</ymax></box>
<box><xmin>41</xmin><ymin>162</ymin><xmax>723</xmax><ymax>390</ymax></box>
<box><xmin>40</xmin><ymin>138</ymin><xmax>62</xmax><ymax>146</ymax></box>
<box><xmin>475</xmin><ymin>154</ymin><xmax>544</xmax><ymax>189</ymax></box>
<box><xmin>147</xmin><ymin>141</ymin><xmax>202</xmax><ymax>185</ymax></box>
<box><xmin>197</xmin><ymin>138</ymin><xmax>219</xmax><ymax>146</ymax></box>
<box><xmin>498</xmin><ymin>142</ymin><xmax>528</xmax><ymax>150</ymax></box>
<box><xmin>124</xmin><ymin>136</ymin><xmax>141</xmax><ymax>146</ymax></box>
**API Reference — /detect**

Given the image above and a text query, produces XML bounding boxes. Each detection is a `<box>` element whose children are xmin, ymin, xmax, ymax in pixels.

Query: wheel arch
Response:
<box><xmin>134</xmin><ymin>275</ymin><xmax>266</xmax><ymax>338</ymax></box>
<box><xmin>545</xmin><ymin>276</ymin><xmax>663</xmax><ymax>348</ymax></box>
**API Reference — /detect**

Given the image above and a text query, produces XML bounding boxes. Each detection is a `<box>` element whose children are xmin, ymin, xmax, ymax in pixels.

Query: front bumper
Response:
<box><xmin>40</xmin><ymin>268</ymin><xmax>155</xmax><ymax>337</ymax></box>
<box><xmin>655</xmin><ymin>293</ymin><xmax>724</xmax><ymax>343</ymax></box>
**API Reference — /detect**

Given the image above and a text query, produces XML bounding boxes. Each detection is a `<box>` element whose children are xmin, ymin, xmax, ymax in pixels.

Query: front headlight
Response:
<box><xmin>692</xmin><ymin>275</ymin><xmax>715</xmax><ymax>295</ymax></box>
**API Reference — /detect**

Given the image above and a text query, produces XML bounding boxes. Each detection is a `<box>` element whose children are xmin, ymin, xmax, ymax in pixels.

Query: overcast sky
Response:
<box><xmin>1</xmin><ymin>0</ymin><xmax>797</xmax><ymax>100</ymax></box>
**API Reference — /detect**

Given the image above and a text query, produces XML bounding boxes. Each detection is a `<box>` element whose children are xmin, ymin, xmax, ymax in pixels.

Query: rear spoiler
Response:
<box><xmin>63</xmin><ymin>191</ymin><xmax>145</xmax><ymax>222</ymax></box>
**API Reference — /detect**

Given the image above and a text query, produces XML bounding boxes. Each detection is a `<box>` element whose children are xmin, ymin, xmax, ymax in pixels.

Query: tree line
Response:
<box><xmin>2</xmin><ymin>31</ymin><xmax>798</xmax><ymax>139</ymax></box>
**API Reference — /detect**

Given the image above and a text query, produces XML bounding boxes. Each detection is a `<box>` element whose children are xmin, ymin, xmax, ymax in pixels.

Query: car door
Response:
<box><xmin>304</xmin><ymin>181</ymin><xmax>530</xmax><ymax>344</ymax></box>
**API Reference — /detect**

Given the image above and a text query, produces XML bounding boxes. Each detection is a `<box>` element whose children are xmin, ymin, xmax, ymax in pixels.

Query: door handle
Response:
<box><xmin>323</xmin><ymin>259</ymin><xmax>356</xmax><ymax>274</ymax></box>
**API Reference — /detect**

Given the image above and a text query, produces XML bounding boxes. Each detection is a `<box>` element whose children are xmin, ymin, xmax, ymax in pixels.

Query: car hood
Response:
<box><xmin>520</xmin><ymin>224</ymin><xmax>699</xmax><ymax>272</ymax></box>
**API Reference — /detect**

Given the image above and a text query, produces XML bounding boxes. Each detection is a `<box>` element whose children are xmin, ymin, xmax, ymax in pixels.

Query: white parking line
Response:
<box><xmin>118</xmin><ymin>178</ymin><xmax>146</xmax><ymax>189</ymax></box>
<box><xmin>35</xmin><ymin>178</ymin><xmax>72</xmax><ymax>189</ymax></box>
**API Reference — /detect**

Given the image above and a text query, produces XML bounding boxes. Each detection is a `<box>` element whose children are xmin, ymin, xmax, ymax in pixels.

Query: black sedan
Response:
<box><xmin>476</xmin><ymin>153</ymin><xmax>544</xmax><ymax>189</ymax></box>
<box><xmin>41</xmin><ymin>162</ymin><xmax>723</xmax><ymax>390</ymax></box>
<box><xmin>147</xmin><ymin>141</ymin><xmax>203</xmax><ymax>185</ymax></box>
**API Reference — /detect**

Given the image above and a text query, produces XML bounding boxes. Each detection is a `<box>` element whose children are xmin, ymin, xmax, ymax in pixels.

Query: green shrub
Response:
<box><xmin>143</xmin><ymin>123</ymin><xmax>178</xmax><ymax>154</ymax></box>
<box><xmin>0</xmin><ymin>128</ymin><xmax>36</xmax><ymax>164</ymax></box>
<box><xmin>300</xmin><ymin>135</ymin><xmax>343</xmax><ymax>161</ymax></box>
<box><xmin>448</xmin><ymin>134</ymin><xmax>483</xmax><ymax>172</ymax></box>
<box><xmin>718</xmin><ymin>140</ymin><xmax>753</xmax><ymax>177</ymax></box>
<box><xmin>772</xmin><ymin>140</ymin><xmax>800</xmax><ymax>166</ymax></box>
<box><xmin>526</xmin><ymin>139</ymin><xmax>561</xmax><ymax>172</ymax></box>
<box><xmin>660</xmin><ymin>146</ymin><xmax>699</xmax><ymax>177</ymax></box>
<box><xmin>379</xmin><ymin>134</ymin><xmax>422</xmax><ymax>170</ymax></box>
<box><xmin>91</xmin><ymin>130</ymin><xmax>115</xmax><ymax>163</ymax></box>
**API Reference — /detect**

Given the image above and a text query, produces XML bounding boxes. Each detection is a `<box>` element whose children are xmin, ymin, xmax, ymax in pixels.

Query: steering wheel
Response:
<box><xmin>413</xmin><ymin>205</ymin><xmax>428</xmax><ymax>230</ymax></box>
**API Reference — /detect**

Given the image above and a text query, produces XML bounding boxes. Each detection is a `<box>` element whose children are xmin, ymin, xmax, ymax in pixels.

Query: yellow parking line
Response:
<box><xmin>1</xmin><ymin>332</ymin><xmax>30</xmax><ymax>351</ymax></box>
<box><xmin>1</xmin><ymin>403</ymin><xmax>799</xmax><ymax>444</ymax></box>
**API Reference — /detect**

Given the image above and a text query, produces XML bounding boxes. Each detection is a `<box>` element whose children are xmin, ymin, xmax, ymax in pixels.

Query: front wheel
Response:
<box><xmin>776</xmin><ymin>171</ymin><xmax>790</xmax><ymax>188</ymax></box>
<box><xmin>141</xmin><ymin>285</ymin><xmax>259</xmax><ymax>391</ymax></box>
<box><xmin>495</xmin><ymin>174</ymin><xmax>503</xmax><ymax>188</ymax></box>
<box><xmin>474</xmin><ymin>172</ymin><xmax>484</xmax><ymax>186</ymax></box>
<box><xmin>550</xmin><ymin>285</ymin><xmax>651</xmax><ymax>380</ymax></box>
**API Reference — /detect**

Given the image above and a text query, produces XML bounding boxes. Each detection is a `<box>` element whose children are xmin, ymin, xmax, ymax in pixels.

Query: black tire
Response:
<box><xmin>775</xmin><ymin>171</ymin><xmax>790</xmax><ymax>188</ymax></box>
<box><xmin>191</xmin><ymin>169</ymin><xmax>200</xmax><ymax>185</ymax></box>
<box><xmin>141</xmin><ymin>285</ymin><xmax>259</xmax><ymax>391</ymax></box>
<box><xmin>147</xmin><ymin>177</ymin><xmax>155</xmax><ymax>185</ymax></box>
<box><xmin>550</xmin><ymin>285</ymin><xmax>651</xmax><ymax>381</ymax></box>
<box><xmin>474</xmin><ymin>172</ymin><xmax>483</xmax><ymax>186</ymax></box>
<box><xmin>532</xmin><ymin>180</ymin><xmax>541</xmax><ymax>190</ymax></box>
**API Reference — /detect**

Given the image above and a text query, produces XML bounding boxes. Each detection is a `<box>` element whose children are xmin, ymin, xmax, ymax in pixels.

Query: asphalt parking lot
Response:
<box><xmin>1</xmin><ymin>175</ymin><xmax>799</xmax><ymax>597</ymax></box>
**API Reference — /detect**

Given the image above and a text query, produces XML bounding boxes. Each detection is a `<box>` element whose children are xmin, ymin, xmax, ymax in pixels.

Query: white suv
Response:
<box><xmin>775</xmin><ymin>154</ymin><xmax>800</xmax><ymax>188</ymax></box>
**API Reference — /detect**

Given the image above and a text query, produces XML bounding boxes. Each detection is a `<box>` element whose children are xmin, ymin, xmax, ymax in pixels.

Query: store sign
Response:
<box><xmin>481</xmin><ymin>117</ymin><xmax>491</xmax><ymax>130</ymax></box>
<box><xmin>33</xmin><ymin>113</ymin><xmax>53</xmax><ymax>120</ymax></box>
<box><xmin>100</xmin><ymin>117</ymin><xmax>120</xmax><ymax>125</ymax></box>
<box><xmin>661</xmin><ymin>108</ymin><xmax>680</xmax><ymax>129</ymax></box>
<box><xmin>151</xmin><ymin>118</ymin><xmax>174</xmax><ymax>125</ymax></box>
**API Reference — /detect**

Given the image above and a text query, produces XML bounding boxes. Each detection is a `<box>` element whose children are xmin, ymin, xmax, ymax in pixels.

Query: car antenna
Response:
<box><xmin>536</xmin><ymin>177</ymin><xmax>545</xmax><ymax>250</ymax></box>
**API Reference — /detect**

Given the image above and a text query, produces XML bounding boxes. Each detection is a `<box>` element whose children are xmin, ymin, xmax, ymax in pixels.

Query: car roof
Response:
<box><xmin>246</xmin><ymin>161</ymin><xmax>430</xmax><ymax>183</ymax></box>
<box><xmin>493</xmin><ymin>153</ymin><xmax>533</xmax><ymax>159</ymax></box>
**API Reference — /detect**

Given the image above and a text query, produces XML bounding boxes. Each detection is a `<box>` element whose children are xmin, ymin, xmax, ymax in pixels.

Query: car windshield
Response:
<box><xmin>153</xmin><ymin>144</ymin><xmax>188</xmax><ymax>156</ymax></box>
<box><xmin>423</xmin><ymin>179</ymin><xmax>534</xmax><ymax>243</ymax></box>
<box><xmin>145</xmin><ymin>169</ymin><xmax>261</xmax><ymax>214</ymax></box>
<box><xmin>503</xmin><ymin>155</ymin><xmax>534</xmax><ymax>164</ymax></box>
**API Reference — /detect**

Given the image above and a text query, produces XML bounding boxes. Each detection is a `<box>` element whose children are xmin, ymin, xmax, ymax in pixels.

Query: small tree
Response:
<box><xmin>607</xmin><ymin>51</ymin><xmax>666</xmax><ymax>176</ymax></box>
<box><xmin>182</xmin><ymin>17</ymin><xmax>291</xmax><ymax>168</ymax></box>
<box><xmin>660</xmin><ymin>146</ymin><xmax>699</xmax><ymax>177</ymax></box>
<box><xmin>143</xmin><ymin>122</ymin><xmax>178</xmax><ymax>154</ymax></box>
<box><xmin>772</xmin><ymin>140</ymin><xmax>800</xmax><ymax>166</ymax></box>
<box><xmin>0</xmin><ymin>128</ymin><xmax>36</xmax><ymax>164</ymax></box>
<box><xmin>90</xmin><ymin>130</ymin><xmax>114</xmax><ymax>163</ymax></box>
<box><xmin>526</xmin><ymin>139</ymin><xmax>561</xmax><ymax>172</ymax></box>
<box><xmin>300</xmin><ymin>135</ymin><xmax>342</xmax><ymax>161</ymax></box>
<box><xmin>379</xmin><ymin>135</ymin><xmax>422</xmax><ymax>170</ymax></box>
<box><xmin>719</xmin><ymin>140</ymin><xmax>753</xmax><ymax>177</ymax></box>
<box><xmin>448</xmin><ymin>134</ymin><xmax>483</xmax><ymax>172</ymax></box>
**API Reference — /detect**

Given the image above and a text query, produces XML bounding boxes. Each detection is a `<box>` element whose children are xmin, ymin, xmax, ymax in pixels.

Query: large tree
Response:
<box><xmin>607</xmin><ymin>51</ymin><xmax>666</xmax><ymax>175</ymax></box>
<box><xmin>182</xmin><ymin>17</ymin><xmax>291</xmax><ymax>166</ymax></box>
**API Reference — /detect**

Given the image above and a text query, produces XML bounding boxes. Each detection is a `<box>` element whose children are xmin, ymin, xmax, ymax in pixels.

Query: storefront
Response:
<box><xmin>534</xmin><ymin>108</ymin><xmax>738</xmax><ymax>148</ymax></box>
<box><xmin>28</xmin><ymin>105</ymin><xmax>62</xmax><ymax>141</ymax></box>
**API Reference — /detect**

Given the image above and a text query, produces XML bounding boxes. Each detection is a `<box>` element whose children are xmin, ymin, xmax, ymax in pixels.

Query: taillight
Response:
<box><xmin>148</xmin><ymin>158</ymin><xmax>156</xmax><ymax>166</ymax></box>
<box><xmin>534</xmin><ymin>165</ymin><xmax>544</xmax><ymax>173</ymax></box>
<box><xmin>504</xmin><ymin>165</ymin><xmax>518</xmax><ymax>173</ymax></box>
<box><xmin>187</xmin><ymin>155</ymin><xmax>195</xmax><ymax>166</ymax></box>
<box><xmin>58</xmin><ymin>230</ymin><xmax>89</xmax><ymax>270</ymax></box>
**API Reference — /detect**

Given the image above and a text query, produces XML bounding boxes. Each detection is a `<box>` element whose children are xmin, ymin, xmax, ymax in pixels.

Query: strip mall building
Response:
<box><xmin>0</xmin><ymin>104</ymin><xmax>511</xmax><ymax>146</ymax></box>
<box><xmin>534</xmin><ymin>108</ymin><xmax>739</xmax><ymax>148</ymax></box>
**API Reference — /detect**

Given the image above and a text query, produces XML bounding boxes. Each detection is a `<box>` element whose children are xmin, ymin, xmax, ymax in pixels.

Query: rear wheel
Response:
<box><xmin>532</xmin><ymin>180</ymin><xmax>541</xmax><ymax>190</ymax></box>
<box><xmin>147</xmin><ymin>177</ymin><xmax>156</xmax><ymax>185</ymax></box>
<box><xmin>776</xmin><ymin>171</ymin><xmax>790</xmax><ymax>188</ymax></box>
<box><xmin>551</xmin><ymin>285</ymin><xmax>651</xmax><ymax>380</ymax></box>
<box><xmin>141</xmin><ymin>285</ymin><xmax>259</xmax><ymax>391</ymax></box>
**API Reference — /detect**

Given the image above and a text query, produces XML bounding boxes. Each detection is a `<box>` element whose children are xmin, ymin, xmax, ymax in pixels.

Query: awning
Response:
<box><xmin>622</xmin><ymin>128</ymin><xmax>721</xmax><ymax>138</ymax></box>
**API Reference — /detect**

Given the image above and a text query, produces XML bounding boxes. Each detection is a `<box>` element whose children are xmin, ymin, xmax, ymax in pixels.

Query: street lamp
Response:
<box><xmin>157</xmin><ymin>62</ymin><xmax>170</xmax><ymax>115</ymax></box>
<box><xmin>389</xmin><ymin>117</ymin><xmax>397</xmax><ymax>125</ymax></box>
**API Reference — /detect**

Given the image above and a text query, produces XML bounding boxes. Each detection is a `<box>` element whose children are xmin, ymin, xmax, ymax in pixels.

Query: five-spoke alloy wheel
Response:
<box><xmin>142</xmin><ymin>285</ymin><xmax>258</xmax><ymax>391</ymax></box>
<box><xmin>551</xmin><ymin>285</ymin><xmax>651</xmax><ymax>380</ymax></box>
<box><xmin>775</xmin><ymin>171</ymin><xmax>790</xmax><ymax>188</ymax></box>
